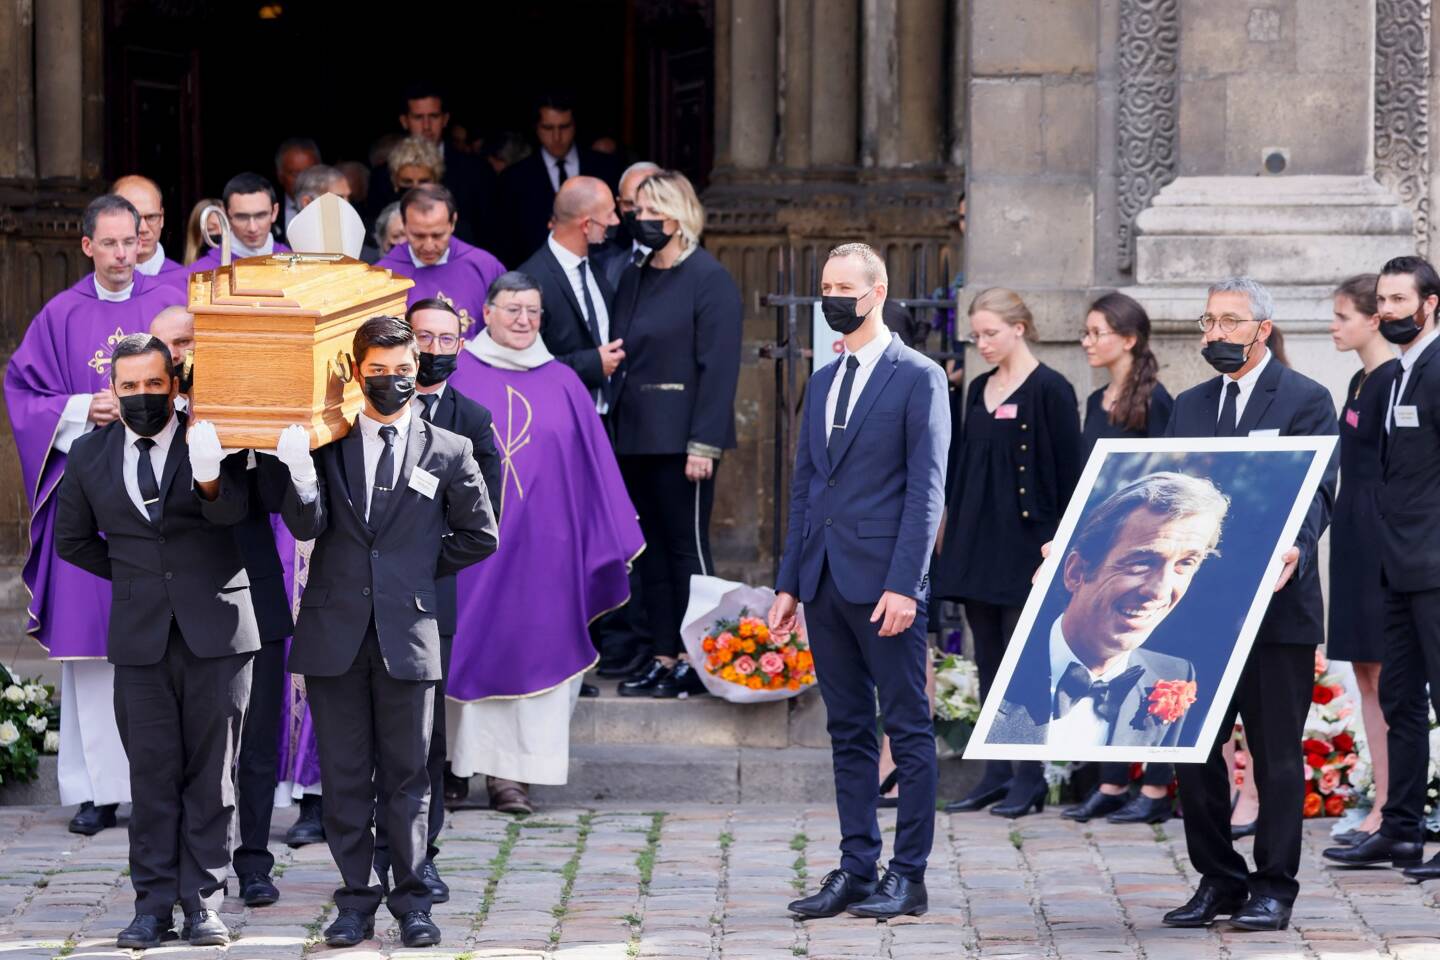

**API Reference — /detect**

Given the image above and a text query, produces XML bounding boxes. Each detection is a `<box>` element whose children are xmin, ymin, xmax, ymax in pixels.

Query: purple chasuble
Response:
<box><xmin>446</xmin><ymin>351</ymin><xmax>642</xmax><ymax>700</ymax></box>
<box><xmin>271</xmin><ymin>517</ymin><xmax>322</xmax><ymax>789</ymax></box>
<box><xmin>149</xmin><ymin>257</ymin><xmax>189</xmax><ymax>290</ymax></box>
<box><xmin>186</xmin><ymin>243</ymin><xmax>293</xmax><ymax>280</ymax></box>
<box><xmin>376</xmin><ymin>238</ymin><xmax>505</xmax><ymax>340</ymax></box>
<box><xmin>4</xmin><ymin>273</ymin><xmax>186</xmax><ymax>657</ymax></box>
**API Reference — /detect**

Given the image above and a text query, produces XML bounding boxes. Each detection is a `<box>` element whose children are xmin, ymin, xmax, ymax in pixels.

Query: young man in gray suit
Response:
<box><xmin>268</xmin><ymin>316</ymin><xmax>498</xmax><ymax>949</ymax></box>
<box><xmin>770</xmin><ymin>243</ymin><xmax>950</xmax><ymax>921</ymax></box>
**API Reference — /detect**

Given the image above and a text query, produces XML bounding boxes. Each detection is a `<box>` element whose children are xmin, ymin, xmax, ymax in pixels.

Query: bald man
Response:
<box><xmin>112</xmin><ymin>176</ymin><xmax>186</xmax><ymax>284</ymax></box>
<box><xmin>516</xmin><ymin>176</ymin><xmax>624</xmax><ymax>403</ymax></box>
<box><xmin>594</xmin><ymin>161</ymin><xmax>660</xmax><ymax>288</ymax></box>
<box><xmin>149</xmin><ymin>306</ymin><xmax>195</xmax><ymax>398</ymax></box>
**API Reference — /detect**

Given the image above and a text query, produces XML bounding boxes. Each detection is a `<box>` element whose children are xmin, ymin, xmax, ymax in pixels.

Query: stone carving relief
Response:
<box><xmin>1116</xmin><ymin>0</ymin><xmax>1180</xmax><ymax>273</ymax></box>
<box><xmin>1375</xmin><ymin>0</ymin><xmax>1431</xmax><ymax>253</ymax></box>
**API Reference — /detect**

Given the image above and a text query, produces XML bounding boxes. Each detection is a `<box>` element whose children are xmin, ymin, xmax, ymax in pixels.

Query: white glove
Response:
<box><xmin>276</xmin><ymin>425</ymin><xmax>317</xmax><ymax>483</ymax></box>
<box><xmin>187</xmin><ymin>420</ymin><xmax>224</xmax><ymax>483</ymax></box>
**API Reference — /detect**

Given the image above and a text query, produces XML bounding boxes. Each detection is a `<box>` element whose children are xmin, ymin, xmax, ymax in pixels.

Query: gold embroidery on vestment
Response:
<box><xmin>491</xmin><ymin>384</ymin><xmax>533</xmax><ymax>524</ymax></box>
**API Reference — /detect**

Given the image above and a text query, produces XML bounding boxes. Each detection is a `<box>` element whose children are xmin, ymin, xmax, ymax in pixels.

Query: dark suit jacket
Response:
<box><xmin>367</xmin><ymin>142</ymin><xmax>496</xmax><ymax>247</ymax></box>
<box><xmin>424</xmin><ymin>385</ymin><xmax>503</xmax><ymax>635</ymax></box>
<box><xmin>278</xmin><ymin>416</ymin><xmax>498</xmax><ymax>681</ymax></box>
<box><xmin>234</xmin><ymin>460</ymin><xmax>293</xmax><ymax>643</ymax></box>
<box><xmin>517</xmin><ymin>241</ymin><xmax>614</xmax><ymax>392</ymax></box>
<box><xmin>988</xmin><ymin>613</ymin><xmax>1196</xmax><ymax>748</ymax></box>
<box><xmin>776</xmin><ymin>334</ymin><xmax>951</xmax><ymax>605</ymax></box>
<box><xmin>55</xmin><ymin>416</ymin><xmax>262</xmax><ymax>666</ymax></box>
<box><xmin>1380</xmin><ymin>335</ymin><xmax>1440</xmax><ymax>592</ymax></box>
<box><xmin>1164</xmin><ymin>353</ymin><xmax>1339</xmax><ymax>645</ymax></box>
<box><xmin>495</xmin><ymin>148</ymin><xmax>621</xmax><ymax>267</ymax></box>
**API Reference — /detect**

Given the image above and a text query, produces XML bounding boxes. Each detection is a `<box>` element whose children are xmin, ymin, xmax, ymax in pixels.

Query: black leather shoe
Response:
<box><xmin>1332</xmin><ymin>828</ymin><xmax>1371</xmax><ymax>847</ymax></box>
<box><xmin>444</xmin><ymin>766</ymin><xmax>470</xmax><ymax>802</ymax></box>
<box><xmin>324</xmin><ymin>908</ymin><xmax>375</xmax><ymax>947</ymax></box>
<box><xmin>400</xmin><ymin>910</ymin><xmax>442</xmax><ymax>947</ymax></box>
<box><xmin>579</xmin><ymin>682</ymin><xmax>600</xmax><ymax>698</ymax></box>
<box><xmin>788</xmin><ymin>868</ymin><xmax>879</xmax><ymax>919</ymax></box>
<box><xmin>240</xmin><ymin>872</ymin><xmax>279</xmax><ymax>907</ymax></box>
<box><xmin>1402</xmin><ymin>853</ymin><xmax>1440</xmax><ymax>881</ymax></box>
<box><xmin>1161</xmin><ymin>883</ymin><xmax>1246</xmax><ymax>927</ymax></box>
<box><xmin>877</xmin><ymin>770</ymin><xmax>900</xmax><ymax>810</ymax></box>
<box><xmin>653</xmin><ymin>660</ymin><xmax>706</xmax><ymax>698</ymax></box>
<box><xmin>285</xmin><ymin>795</ymin><xmax>325</xmax><ymax>847</ymax></box>
<box><xmin>847</xmin><ymin>870</ymin><xmax>928</xmax><ymax>919</ymax></box>
<box><xmin>1107</xmin><ymin>794</ymin><xmax>1173</xmax><ymax>825</ymax></box>
<box><xmin>1323</xmin><ymin>831</ymin><xmax>1423</xmax><ymax>867</ymax></box>
<box><xmin>68</xmin><ymin>801</ymin><xmax>118</xmax><ymax>835</ymax></box>
<box><xmin>596</xmin><ymin>650</ymin><xmax>650</xmax><ymax>679</ymax></box>
<box><xmin>1228</xmin><ymin>894</ymin><xmax>1291</xmax><ymax>931</ymax></box>
<box><xmin>421</xmin><ymin>860</ymin><xmax>450</xmax><ymax>903</ymax></box>
<box><xmin>1231</xmin><ymin>820</ymin><xmax>1257</xmax><ymax>840</ymax></box>
<box><xmin>991</xmin><ymin>782</ymin><xmax>1046</xmax><ymax>818</ymax></box>
<box><xmin>116</xmin><ymin>914</ymin><xmax>178</xmax><ymax>949</ymax></box>
<box><xmin>182</xmin><ymin>910</ymin><xmax>229</xmax><ymax>946</ymax></box>
<box><xmin>944</xmin><ymin>784</ymin><xmax>1008</xmax><ymax>813</ymax></box>
<box><xmin>1060</xmin><ymin>789</ymin><xmax>1128</xmax><ymax>822</ymax></box>
<box><xmin>619</xmin><ymin>660</ymin><xmax>671</xmax><ymax>696</ymax></box>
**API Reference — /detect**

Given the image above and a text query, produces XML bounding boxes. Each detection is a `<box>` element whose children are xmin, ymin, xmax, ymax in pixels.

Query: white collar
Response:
<box><xmin>842</xmin><ymin>328</ymin><xmax>891</xmax><ymax>370</ymax></box>
<box><xmin>94</xmin><ymin>275</ymin><xmax>134</xmax><ymax>302</ymax></box>
<box><xmin>632</xmin><ymin>239</ymin><xmax>651</xmax><ymax>258</ymax></box>
<box><xmin>123</xmin><ymin>408</ymin><xmax>180</xmax><ymax>452</ymax></box>
<box><xmin>135</xmin><ymin>243</ymin><xmax>167</xmax><ymax>276</ymax></box>
<box><xmin>1226</xmin><ymin>343</ymin><xmax>1272</xmax><ymax>393</ymax></box>
<box><xmin>414</xmin><ymin>383</ymin><xmax>447</xmax><ymax>405</ymax></box>
<box><xmin>409</xmin><ymin>242</ymin><xmax>450</xmax><ymax>268</ymax></box>
<box><xmin>175</xmin><ymin>395</ymin><xmax>189</xmax><ymax>413</ymax></box>
<box><xmin>547</xmin><ymin>145</ymin><xmax>580</xmax><ymax>173</ymax></box>
<box><xmin>1401</xmin><ymin>326</ymin><xmax>1440</xmax><ymax>371</ymax></box>
<box><xmin>1048</xmin><ymin>614</ymin><xmax>1133</xmax><ymax>698</ymax></box>
<box><xmin>466</xmin><ymin>327</ymin><xmax>555</xmax><ymax>371</ymax></box>
<box><xmin>230</xmin><ymin>231</ymin><xmax>275</xmax><ymax>258</ymax></box>
<box><xmin>547</xmin><ymin>233</ymin><xmax>587</xmax><ymax>271</ymax></box>
<box><xmin>357</xmin><ymin>405</ymin><xmax>413</xmax><ymax>443</ymax></box>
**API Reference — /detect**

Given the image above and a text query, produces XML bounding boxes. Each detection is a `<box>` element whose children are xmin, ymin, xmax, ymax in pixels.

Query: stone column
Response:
<box><xmin>0</xmin><ymin>0</ymin><xmax>35</xmax><ymax>179</ymax></box>
<box><xmin>808</xmin><ymin>0</ymin><xmax>858</xmax><ymax>167</ymax></box>
<box><xmin>780</xmin><ymin>0</ymin><xmax>812</xmax><ymax>168</ymax></box>
<box><xmin>34</xmin><ymin>0</ymin><xmax>83</xmax><ymax>180</ymax></box>
<box><xmin>728</xmin><ymin>0</ymin><xmax>778</xmax><ymax>169</ymax></box>
<box><xmin>896</xmin><ymin>0</ymin><xmax>944</xmax><ymax>167</ymax></box>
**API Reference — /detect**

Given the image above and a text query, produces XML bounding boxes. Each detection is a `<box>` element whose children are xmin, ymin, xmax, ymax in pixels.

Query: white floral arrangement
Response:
<box><xmin>0</xmin><ymin>666</ymin><xmax>59</xmax><ymax>785</ymax></box>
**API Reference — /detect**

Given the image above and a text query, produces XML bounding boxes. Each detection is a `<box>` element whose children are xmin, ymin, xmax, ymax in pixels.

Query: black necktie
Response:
<box><xmin>1216</xmin><ymin>380</ymin><xmax>1240</xmax><ymax>437</ymax></box>
<box><xmin>556</xmin><ymin>156</ymin><xmax>568</xmax><ymax>188</ymax></box>
<box><xmin>418</xmin><ymin>394</ymin><xmax>438</xmax><ymax>422</ymax></box>
<box><xmin>829</xmin><ymin>356</ymin><xmax>861</xmax><ymax>453</ymax></box>
<box><xmin>369</xmin><ymin>425</ymin><xmax>398</xmax><ymax>528</ymax></box>
<box><xmin>134</xmin><ymin>437</ymin><xmax>162</xmax><ymax>524</ymax></box>
<box><xmin>576</xmin><ymin>259</ymin><xmax>602</xmax><ymax>345</ymax></box>
<box><xmin>1054</xmin><ymin>662</ymin><xmax>1146</xmax><ymax>723</ymax></box>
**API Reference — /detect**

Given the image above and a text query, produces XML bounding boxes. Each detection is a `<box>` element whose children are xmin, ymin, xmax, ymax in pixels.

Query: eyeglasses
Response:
<box><xmin>1197</xmin><ymin>313</ymin><xmax>1255</xmax><ymax>334</ymax></box>
<box><xmin>496</xmin><ymin>304</ymin><xmax>542</xmax><ymax>320</ymax></box>
<box><xmin>415</xmin><ymin>332</ymin><xmax>460</xmax><ymax>350</ymax></box>
<box><xmin>138</xmin><ymin>213</ymin><xmax>163</xmax><ymax>227</ymax></box>
<box><xmin>1079</xmin><ymin>329</ymin><xmax>1114</xmax><ymax>344</ymax></box>
<box><xmin>229</xmin><ymin>212</ymin><xmax>272</xmax><ymax>226</ymax></box>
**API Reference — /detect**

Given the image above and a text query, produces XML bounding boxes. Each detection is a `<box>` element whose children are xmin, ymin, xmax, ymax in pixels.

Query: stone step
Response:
<box><xmin>531</xmin><ymin>743</ymin><xmax>838</xmax><ymax>805</ymax></box>
<box><xmin>572</xmin><ymin>676</ymin><xmax>830</xmax><ymax>749</ymax></box>
<box><xmin>0</xmin><ymin>563</ymin><xmax>28</xmax><ymax>613</ymax></box>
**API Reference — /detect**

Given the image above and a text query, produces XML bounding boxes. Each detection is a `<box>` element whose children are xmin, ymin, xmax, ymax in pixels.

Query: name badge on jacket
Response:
<box><xmin>1345</xmin><ymin>408</ymin><xmax>1360</xmax><ymax>429</ymax></box>
<box><xmin>409</xmin><ymin>467</ymin><xmax>440</xmax><ymax>499</ymax></box>
<box><xmin>1249</xmin><ymin>428</ymin><xmax>1280</xmax><ymax>437</ymax></box>
<box><xmin>1394</xmin><ymin>405</ymin><xmax>1420</xmax><ymax>428</ymax></box>
<box><xmin>994</xmin><ymin>403</ymin><xmax>1018</xmax><ymax>420</ymax></box>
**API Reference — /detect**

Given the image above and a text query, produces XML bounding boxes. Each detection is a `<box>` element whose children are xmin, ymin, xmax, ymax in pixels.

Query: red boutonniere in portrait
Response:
<box><xmin>1146</xmin><ymin>679</ymin><xmax>1198</xmax><ymax>724</ymax></box>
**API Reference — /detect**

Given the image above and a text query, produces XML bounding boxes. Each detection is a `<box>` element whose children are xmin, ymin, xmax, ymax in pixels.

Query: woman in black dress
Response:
<box><xmin>1061</xmin><ymin>292</ymin><xmax>1178</xmax><ymax>825</ymax></box>
<box><xmin>610</xmin><ymin>170</ymin><xmax>743</xmax><ymax>699</ymax></box>
<box><xmin>935</xmin><ymin>288</ymin><xmax>1083</xmax><ymax>817</ymax></box>
<box><xmin>1327</xmin><ymin>273</ymin><xmax>1398</xmax><ymax>840</ymax></box>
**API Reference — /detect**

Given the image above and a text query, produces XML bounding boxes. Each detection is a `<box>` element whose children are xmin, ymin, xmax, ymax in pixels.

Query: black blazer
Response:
<box><xmin>1164</xmin><ymin>355</ymin><xmax>1339</xmax><ymax>646</ymax></box>
<box><xmin>55</xmin><ymin>416</ymin><xmax>262</xmax><ymax>666</ymax></box>
<box><xmin>278</xmin><ymin>417</ymin><xmax>498</xmax><ymax>681</ymax></box>
<box><xmin>424</xmin><ymin>385</ymin><xmax>503</xmax><ymax>635</ymax></box>
<box><xmin>517</xmin><ymin>242</ymin><xmax>614</xmax><ymax>392</ymax></box>
<box><xmin>366</xmin><ymin>142</ymin><xmax>496</xmax><ymax>247</ymax></box>
<box><xmin>610</xmin><ymin>247</ymin><xmax>743</xmax><ymax>457</ymax></box>
<box><xmin>1380</xmin><ymin>335</ymin><xmax>1440</xmax><ymax>592</ymax></box>
<box><xmin>233</xmin><ymin>461</ymin><xmax>293</xmax><ymax>643</ymax></box>
<box><xmin>495</xmin><ymin>148</ymin><xmax>621</xmax><ymax>266</ymax></box>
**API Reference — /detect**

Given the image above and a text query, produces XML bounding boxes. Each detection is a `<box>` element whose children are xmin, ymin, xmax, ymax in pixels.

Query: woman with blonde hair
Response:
<box><xmin>935</xmin><ymin>287</ymin><xmax>1083</xmax><ymax>816</ymax></box>
<box><xmin>386</xmin><ymin>136</ymin><xmax>444</xmax><ymax>194</ymax></box>
<box><xmin>611</xmin><ymin>170</ymin><xmax>743</xmax><ymax>699</ymax></box>
<box><xmin>182</xmin><ymin>197</ymin><xmax>223</xmax><ymax>265</ymax></box>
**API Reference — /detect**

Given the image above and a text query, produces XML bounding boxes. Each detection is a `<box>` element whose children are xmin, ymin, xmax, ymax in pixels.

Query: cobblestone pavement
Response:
<box><xmin>2</xmin><ymin>803</ymin><xmax>1440</xmax><ymax>959</ymax></box>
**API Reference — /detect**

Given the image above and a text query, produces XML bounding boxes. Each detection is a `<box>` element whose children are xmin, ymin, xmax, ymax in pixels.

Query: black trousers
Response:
<box><xmin>808</xmin><ymin>567</ymin><xmax>936</xmax><ymax>882</ymax></box>
<box><xmin>233</xmin><ymin>639</ymin><xmax>285</xmax><ymax>877</ymax></box>
<box><xmin>1098</xmin><ymin>762</ymin><xmax>1174</xmax><ymax>788</ymax></box>
<box><xmin>617</xmin><ymin>454</ymin><xmax>716</xmax><ymax>658</ymax></box>
<box><xmin>374</xmin><ymin>634</ymin><xmax>450</xmax><ymax>882</ymax></box>
<box><xmin>965</xmin><ymin>600</ymin><xmax>1043</xmax><ymax>795</ymax></box>
<box><xmin>1177</xmin><ymin>643</ymin><xmax>1312</xmax><ymax>905</ymax></box>
<box><xmin>307</xmin><ymin>627</ymin><xmax>435</xmax><ymax>918</ymax></box>
<box><xmin>114</xmin><ymin>626</ymin><xmax>252</xmax><ymax>917</ymax></box>
<box><xmin>1379</xmin><ymin>586</ymin><xmax>1440</xmax><ymax>842</ymax></box>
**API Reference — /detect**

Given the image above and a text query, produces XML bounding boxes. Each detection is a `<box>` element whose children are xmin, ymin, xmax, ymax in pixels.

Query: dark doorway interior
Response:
<box><xmin>104</xmin><ymin>0</ymin><xmax>713</xmax><ymax>254</ymax></box>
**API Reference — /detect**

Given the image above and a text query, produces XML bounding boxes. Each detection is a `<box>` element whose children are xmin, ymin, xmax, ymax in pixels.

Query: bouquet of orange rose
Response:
<box><xmin>680</xmin><ymin>575</ymin><xmax>818</xmax><ymax>703</ymax></box>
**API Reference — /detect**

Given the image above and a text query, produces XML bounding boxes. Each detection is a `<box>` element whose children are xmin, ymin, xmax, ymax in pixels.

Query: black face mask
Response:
<box><xmin>416</xmin><ymin>352</ymin><xmax>457</xmax><ymax>387</ymax></box>
<box><xmin>632</xmin><ymin>217</ymin><xmax>672</xmax><ymax>251</ymax></box>
<box><xmin>206</xmin><ymin>232</ymin><xmax>223</xmax><ymax>247</ymax></box>
<box><xmin>362</xmin><ymin>374</ymin><xmax>415</xmax><ymax>416</ymax></box>
<box><xmin>173</xmin><ymin>354</ymin><xmax>194</xmax><ymax>394</ymax></box>
<box><xmin>1380</xmin><ymin>307</ymin><xmax>1426</xmax><ymax>345</ymax></box>
<box><xmin>821</xmin><ymin>290</ymin><xmax>872</xmax><ymax>335</ymax></box>
<box><xmin>616</xmin><ymin>210</ymin><xmax>637</xmax><ymax>245</ymax></box>
<box><xmin>1201</xmin><ymin>330</ymin><xmax>1260</xmax><ymax>375</ymax></box>
<box><xmin>119</xmin><ymin>392</ymin><xmax>173</xmax><ymax>438</ymax></box>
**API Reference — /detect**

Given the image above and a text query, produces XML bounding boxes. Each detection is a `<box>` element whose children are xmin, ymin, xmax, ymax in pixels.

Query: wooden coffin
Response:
<box><xmin>188</xmin><ymin>253</ymin><xmax>414</xmax><ymax>449</ymax></box>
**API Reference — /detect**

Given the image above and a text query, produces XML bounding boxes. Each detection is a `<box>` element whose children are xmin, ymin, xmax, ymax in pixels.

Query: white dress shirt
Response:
<box><xmin>824</xmin><ymin>328</ymin><xmax>891</xmax><ymax>436</ymax></box>
<box><xmin>56</xmin><ymin>279</ymin><xmax>136</xmax><ymax>454</ymax></box>
<box><xmin>409</xmin><ymin>244</ymin><xmax>450</xmax><ymax>268</ymax></box>
<box><xmin>548</xmin><ymin>233</ymin><xmax>612</xmax><ymax>414</ymax></box>
<box><xmin>1215</xmin><ymin>344</ymin><xmax>1272</xmax><ymax>425</ymax></box>
<box><xmin>357</xmin><ymin>407</ymin><xmax>412</xmax><ymax>521</ymax></box>
<box><xmin>414</xmin><ymin>384</ymin><xmax>446</xmax><ymax>420</ymax></box>
<box><xmin>1046</xmin><ymin>615</ymin><xmax>1134</xmax><ymax>748</ymax></box>
<box><xmin>122</xmin><ymin>412</ymin><xmax>179</xmax><ymax>521</ymax></box>
<box><xmin>545</xmin><ymin>146</ymin><xmax>581</xmax><ymax>193</ymax></box>
<box><xmin>1388</xmin><ymin>326</ymin><xmax>1440</xmax><ymax>433</ymax></box>
<box><xmin>135</xmin><ymin>243</ymin><xmax>168</xmax><ymax>276</ymax></box>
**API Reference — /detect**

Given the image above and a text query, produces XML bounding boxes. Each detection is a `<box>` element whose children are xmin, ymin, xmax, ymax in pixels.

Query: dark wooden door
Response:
<box><xmin>635</xmin><ymin>0</ymin><xmax>714</xmax><ymax>187</ymax></box>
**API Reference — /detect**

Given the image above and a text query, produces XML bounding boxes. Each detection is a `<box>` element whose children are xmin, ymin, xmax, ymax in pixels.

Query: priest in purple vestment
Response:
<box><xmin>184</xmin><ymin>172</ymin><xmax>291</xmax><ymax>279</ymax></box>
<box><xmin>3</xmin><ymin>193</ymin><xmax>186</xmax><ymax>833</ymax></box>
<box><xmin>446</xmin><ymin>271</ymin><xmax>642</xmax><ymax>815</ymax></box>
<box><xmin>376</xmin><ymin>184</ymin><xmax>504</xmax><ymax>339</ymax></box>
<box><xmin>112</xmin><ymin>175</ymin><xmax>187</xmax><ymax>287</ymax></box>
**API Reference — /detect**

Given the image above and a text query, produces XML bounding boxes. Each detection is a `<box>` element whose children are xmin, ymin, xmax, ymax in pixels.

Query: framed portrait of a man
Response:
<box><xmin>964</xmin><ymin>437</ymin><xmax>1337</xmax><ymax>764</ymax></box>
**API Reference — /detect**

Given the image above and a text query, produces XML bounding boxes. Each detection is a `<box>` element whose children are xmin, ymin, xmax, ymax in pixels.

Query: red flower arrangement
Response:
<box><xmin>1146</xmin><ymin>679</ymin><xmax>1197</xmax><ymax>724</ymax></box>
<box><xmin>700</xmin><ymin>613</ymin><xmax>815</xmax><ymax>692</ymax></box>
<box><xmin>1301</xmin><ymin>651</ymin><xmax>1362</xmax><ymax>819</ymax></box>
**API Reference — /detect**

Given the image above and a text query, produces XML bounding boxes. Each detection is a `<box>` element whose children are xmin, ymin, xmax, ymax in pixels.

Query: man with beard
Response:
<box><xmin>187</xmin><ymin>173</ymin><xmax>291</xmax><ymax>275</ymax></box>
<box><xmin>988</xmin><ymin>472</ymin><xmax>1223</xmax><ymax>748</ymax></box>
<box><xmin>111</xmin><ymin>175</ymin><xmax>186</xmax><ymax>285</ymax></box>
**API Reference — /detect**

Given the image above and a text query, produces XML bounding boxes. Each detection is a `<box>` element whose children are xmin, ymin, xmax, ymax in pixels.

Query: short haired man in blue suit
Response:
<box><xmin>770</xmin><ymin>243</ymin><xmax>950</xmax><ymax>921</ymax></box>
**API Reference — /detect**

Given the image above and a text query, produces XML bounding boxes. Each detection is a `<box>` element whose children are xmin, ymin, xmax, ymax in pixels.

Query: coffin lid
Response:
<box><xmin>188</xmin><ymin>253</ymin><xmax>414</xmax><ymax>318</ymax></box>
